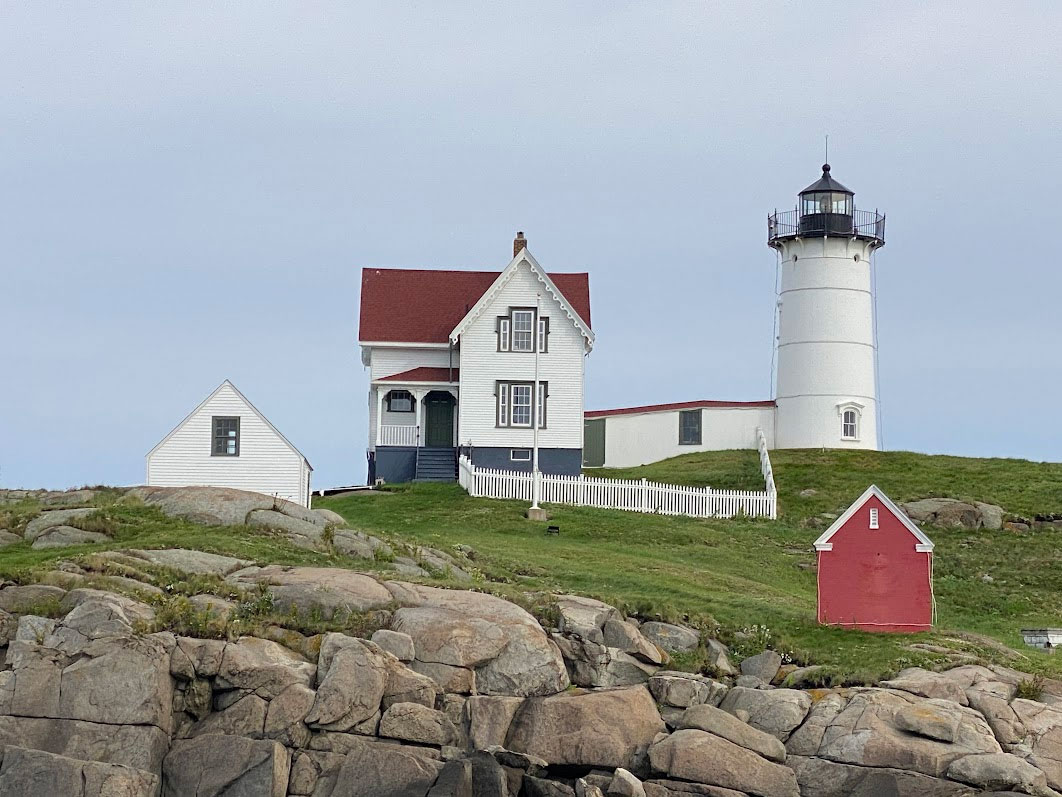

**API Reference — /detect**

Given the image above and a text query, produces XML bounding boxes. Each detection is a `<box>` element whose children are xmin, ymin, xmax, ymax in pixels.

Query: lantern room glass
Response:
<box><xmin>801</xmin><ymin>192</ymin><xmax>851</xmax><ymax>217</ymax></box>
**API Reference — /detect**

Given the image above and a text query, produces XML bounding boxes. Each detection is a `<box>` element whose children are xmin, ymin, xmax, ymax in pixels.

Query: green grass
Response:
<box><xmin>2</xmin><ymin>448</ymin><xmax>1060</xmax><ymax>682</ymax></box>
<box><xmin>317</xmin><ymin>448</ymin><xmax>1062</xmax><ymax>682</ymax></box>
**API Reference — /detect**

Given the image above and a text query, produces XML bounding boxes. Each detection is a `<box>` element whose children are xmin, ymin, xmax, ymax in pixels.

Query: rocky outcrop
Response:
<box><xmin>506</xmin><ymin>686</ymin><xmax>666</xmax><ymax>768</ymax></box>
<box><xmin>5</xmin><ymin>559</ymin><xmax>1062</xmax><ymax>796</ymax></box>
<box><xmin>902</xmin><ymin>497</ymin><xmax>1006</xmax><ymax>530</ymax></box>
<box><xmin>387</xmin><ymin>582</ymin><xmax>569</xmax><ymax>697</ymax></box>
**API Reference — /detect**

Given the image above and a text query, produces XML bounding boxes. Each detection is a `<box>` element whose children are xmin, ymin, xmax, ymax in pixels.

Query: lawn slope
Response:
<box><xmin>320</xmin><ymin>448</ymin><xmax>1062</xmax><ymax>681</ymax></box>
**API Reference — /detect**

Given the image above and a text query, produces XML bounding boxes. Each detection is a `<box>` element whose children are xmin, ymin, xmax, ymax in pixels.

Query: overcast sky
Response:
<box><xmin>2</xmin><ymin>2</ymin><xmax>1060</xmax><ymax>489</ymax></box>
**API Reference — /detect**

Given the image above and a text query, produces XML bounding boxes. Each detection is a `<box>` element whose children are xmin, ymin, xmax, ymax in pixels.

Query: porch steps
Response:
<box><xmin>414</xmin><ymin>447</ymin><xmax>457</xmax><ymax>482</ymax></box>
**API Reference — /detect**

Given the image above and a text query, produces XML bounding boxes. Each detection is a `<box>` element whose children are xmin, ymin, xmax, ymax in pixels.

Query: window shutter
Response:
<box><xmin>499</xmin><ymin>319</ymin><xmax>510</xmax><ymax>352</ymax></box>
<box><xmin>498</xmin><ymin>383</ymin><xmax>509</xmax><ymax>426</ymax></box>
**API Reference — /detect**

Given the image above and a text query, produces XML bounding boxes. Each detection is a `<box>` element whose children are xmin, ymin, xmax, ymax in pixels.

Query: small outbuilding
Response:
<box><xmin>146</xmin><ymin>380</ymin><xmax>312</xmax><ymax>507</ymax></box>
<box><xmin>814</xmin><ymin>485</ymin><xmax>935</xmax><ymax>632</ymax></box>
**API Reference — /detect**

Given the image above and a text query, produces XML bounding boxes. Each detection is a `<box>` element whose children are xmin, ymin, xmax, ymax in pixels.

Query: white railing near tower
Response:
<box><xmin>756</xmin><ymin>427</ymin><xmax>778</xmax><ymax>519</ymax></box>
<box><xmin>458</xmin><ymin>454</ymin><xmax>778</xmax><ymax>520</ymax></box>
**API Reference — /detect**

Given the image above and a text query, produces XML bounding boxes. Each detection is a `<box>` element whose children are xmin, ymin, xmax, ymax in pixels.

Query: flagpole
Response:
<box><xmin>530</xmin><ymin>292</ymin><xmax>541</xmax><ymax>509</ymax></box>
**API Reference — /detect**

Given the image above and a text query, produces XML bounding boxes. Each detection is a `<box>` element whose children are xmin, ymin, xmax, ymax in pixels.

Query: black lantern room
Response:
<box><xmin>767</xmin><ymin>163</ymin><xmax>885</xmax><ymax>249</ymax></box>
<box><xmin>799</xmin><ymin>163</ymin><xmax>853</xmax><ymax>236</ymax></box>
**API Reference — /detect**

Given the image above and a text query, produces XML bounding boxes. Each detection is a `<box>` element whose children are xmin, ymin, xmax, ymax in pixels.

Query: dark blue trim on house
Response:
<box><xmin>373</xmin><ymin>446</ymin><xmax>418</xmax><ymax>484</ymax></box>
<box><xmin>466</xmin><ymin>447</ymin><xmax>583</xmax><ymax>476</ymax></box>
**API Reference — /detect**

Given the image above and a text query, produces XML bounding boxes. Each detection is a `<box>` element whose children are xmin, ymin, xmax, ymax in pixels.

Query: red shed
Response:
<box><xmin>814</xmin><ymin>485</ymin><xmax>935</xmax><ymax>633</ymax></box>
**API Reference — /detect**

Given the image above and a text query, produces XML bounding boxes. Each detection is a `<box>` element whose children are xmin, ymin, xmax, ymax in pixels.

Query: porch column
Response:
<box><xmin>375</xmin><ymin>386</ymin><xmax>385</xmax><ymax>449</ymax></box>
<box><xmin>412</xmin><ymin>389</ymin><xmax>427</xmax><ymax>447</ymax></box>
<box><xmin>447</xmin><ymin>388</ymin><xmax>460</xmax><ymax>448</ymax></box>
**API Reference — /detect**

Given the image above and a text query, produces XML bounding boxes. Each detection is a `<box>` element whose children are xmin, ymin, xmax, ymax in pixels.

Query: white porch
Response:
<box><xmin>372</xmin><ymin>382</ymin><xmax>460</xmax><ymax>451</ymax></box>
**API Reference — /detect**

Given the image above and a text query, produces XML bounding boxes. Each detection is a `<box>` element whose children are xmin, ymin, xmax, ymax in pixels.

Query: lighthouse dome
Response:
<box><xmin>799</xmin><ymin>163</ymin><xmax>853</xmax><ymax>226</ymax></box>
<box><xmin>799</xmin><ymin>162</ymin><xmax>853</xmax><ymax>195</ymax></box>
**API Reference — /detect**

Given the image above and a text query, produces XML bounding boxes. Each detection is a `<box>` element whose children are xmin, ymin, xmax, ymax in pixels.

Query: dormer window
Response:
<box><xmin>498</xmin><ymin>309</ymin><xmax>549</xmax><ymax>353</ymax></box>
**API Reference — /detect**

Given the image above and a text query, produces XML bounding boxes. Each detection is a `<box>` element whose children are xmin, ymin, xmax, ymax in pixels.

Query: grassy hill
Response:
<box><xmin>318</xmin><ymin>449</ymin><xmax>1062</xmax><ymax>682</ymax></box>
<box><xmin>1</xmin><ymin>448</ymin><xmax>1059</xmax><ymax>684</ymax></box>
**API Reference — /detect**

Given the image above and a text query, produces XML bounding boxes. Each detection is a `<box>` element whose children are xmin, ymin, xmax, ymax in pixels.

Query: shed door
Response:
<box><xmin>583</xmin><ymin>419</ymin><xmax>605</xmax><ymax>467</ymax></box>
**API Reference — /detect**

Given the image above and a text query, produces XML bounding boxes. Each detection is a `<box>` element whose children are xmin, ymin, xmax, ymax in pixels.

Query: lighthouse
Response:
<box><xmin>768</xmin><ymin>164</ymin><xmax>886</xmax><ymax>450</ymax></box>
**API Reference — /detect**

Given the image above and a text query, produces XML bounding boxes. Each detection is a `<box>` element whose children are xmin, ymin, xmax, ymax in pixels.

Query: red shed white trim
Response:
<box><xmin>814</xmin><ymin>485</ymin><xmax>934</xmax><ymax>553</ymax></box>
<box><xmin>814</xmin><ymin>485</ymin><xmax>936</xmax><ymax>633</ymax></box>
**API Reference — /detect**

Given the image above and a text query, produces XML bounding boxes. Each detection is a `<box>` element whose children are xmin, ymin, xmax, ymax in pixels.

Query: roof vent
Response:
<box><xmin>513</xmin><ymin>231</ymin><xmax>527</xmax><ymax>258</ymax></box>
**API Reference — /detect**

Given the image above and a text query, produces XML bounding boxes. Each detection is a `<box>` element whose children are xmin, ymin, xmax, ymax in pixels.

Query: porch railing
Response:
<box><xmin>379</xmin><ymin>424</ymin><xmax>419</xmax><ymax>447</ymax></box>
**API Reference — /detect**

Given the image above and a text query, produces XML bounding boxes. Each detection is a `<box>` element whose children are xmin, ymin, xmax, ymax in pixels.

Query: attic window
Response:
<box><xmin>212</xmin><ymin>416</ymin><xmax>240</xmax><ymax>456</ymax></box>
<box><xmin>869</xmin><ymin>508</ymin><xmax>879</xmax><ymax>529</ymax></box>
<box><xmin>512</xmin><ymin>310</ymin><xmax>534</xmax><ymax>351</ymax></box>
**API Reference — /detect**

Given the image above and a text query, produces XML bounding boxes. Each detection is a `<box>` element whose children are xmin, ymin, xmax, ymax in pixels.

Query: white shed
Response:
<box><xmin>146</xmin><ymin>380</ymin><xmax>312</xmax><ymax>507</ymax></box>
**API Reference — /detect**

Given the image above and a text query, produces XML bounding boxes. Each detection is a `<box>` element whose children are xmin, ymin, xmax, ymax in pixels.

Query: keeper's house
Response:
<box><xmin>359</xmin><ymin>233</ymin><xmax>592</xmax><ymax>484</ymax></box>
<box><xmin>814</xmin><ymin>485</ymin><xmax>935</xmax><ymax>633</ymax></box>
<box><xmin>146</xmin><ymin>380</ymin><xmax>313</xmax><ymax>507</ymax></box>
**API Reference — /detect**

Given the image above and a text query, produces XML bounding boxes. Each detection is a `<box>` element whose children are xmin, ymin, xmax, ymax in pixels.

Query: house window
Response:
<box><xmin>496</xmin><ymin>381</ymin><xmax>547</xmax><ymax>428</ymax></box>
<box><xmin>512</xmin><ymin>310</ymin><xmax>534</xmax><ymax>352</ymax></box>
<box><xmin>869</xmin><ymin>508</ymin><xmax>879</xmax><ymax>529</ymax></box>
<box><xmin>511</xmin><ymin>383</ymin><xmax>533</xmax><ymax>426</ymax></box>
<box><xmin>498</xmin><ymin>309</ymin><xmax>548</xmax><ymax>353</ymax></box>
<box><xmin>386</xmin><ymin>390</ymin><xmax>414</xmax><ymax>413</ymax></box>
<box><xmin>678</xmin><ymin>410</ymin><xmax>701</xmax><ymax>445</ymax></box>
<box><xmin>511</xmin><ymin>449</ymin><xmax>531</xmax><ymax>462</ymax></box>
<box><xmin>842</xmin><ymin>409</ymin><xmax>859</xmax><ymax>440</ymax></box>
<box><xmin>212</xmin><ymin>416</ymin><xmax>240</xmax><ymax>456</ymax></box>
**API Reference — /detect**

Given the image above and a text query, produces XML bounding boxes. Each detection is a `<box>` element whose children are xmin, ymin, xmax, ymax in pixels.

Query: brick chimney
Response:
<box><xmin>513</xmin><ymin>231</ymin><xmax>527</xmax><ymax>258</ymax></box>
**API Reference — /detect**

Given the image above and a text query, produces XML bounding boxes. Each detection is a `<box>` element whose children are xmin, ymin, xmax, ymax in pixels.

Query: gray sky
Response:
<box><xmin>2</xmin><ymin>2</ymin><xmax>1060</xmax><ymax>489</ymax></box>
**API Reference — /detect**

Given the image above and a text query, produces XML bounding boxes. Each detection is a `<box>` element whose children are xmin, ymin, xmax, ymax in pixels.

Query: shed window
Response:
<box><xmin>842</xmin><ymin>409</ymin><xmax>859</xmax><ymax>440</ymax></box>
<box><xmin>386</xmin><ymin>390</ymin><xmax>414</xmax><ymax>413</ymax></box>
<box><xmin>212</xmin><ymin>416</ymin><xmax>240</xmax><ymax>456</ymax></box>
<box><xmin>679</xmin><ymin>410</ymin><xmax>702</xmax><ymax>445</ymax></box>
<box><xmin>869</xmin><ymin>508</ymin><xmax>879</xmax><ymax>529</ymax></box>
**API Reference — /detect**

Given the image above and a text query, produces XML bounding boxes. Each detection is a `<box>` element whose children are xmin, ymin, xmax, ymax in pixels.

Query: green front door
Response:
<box><xmin>583</xmin><ymin>418</ymin><xmax>605</xmax><ymax>467</ymax></box>
<box><xmin>425</xmin><ymin>394</ymin><xmax>455</xmax><ymax>447</ymax></box>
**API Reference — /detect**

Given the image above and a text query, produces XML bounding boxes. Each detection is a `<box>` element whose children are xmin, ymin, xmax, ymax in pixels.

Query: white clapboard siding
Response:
<box><xmin>458</xmin><ymin>455</ymin><xmax>777</xmax><ymax>520</ymax></box>
<box><xmin>147</xmin><ymin>381</ymin><xmax>312</xmax><ymax>507</ymax></box>
<box><xmin>597</xmin><ymin>406</ymin><xmax>776</xmax><ymax>468</ymax></box>
<box><xmin>370</xmin><ymin>347</ymin><xmax>459</xmax><ymax>381</ymax></box>
<box><xmin>458</xmin><ymin>261</ymin><xmax>586</xmax><ymax>450</ymax></box>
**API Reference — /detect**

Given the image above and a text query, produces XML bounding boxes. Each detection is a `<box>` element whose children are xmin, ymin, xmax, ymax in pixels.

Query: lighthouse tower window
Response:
<box><xmin>841</xmin><ymin>409</ymin><xmax>859</xmax><ymax>440</ymax></box>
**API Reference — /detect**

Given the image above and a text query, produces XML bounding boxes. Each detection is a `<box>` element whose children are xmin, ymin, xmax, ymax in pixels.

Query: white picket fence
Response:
<box><xmin>458</xmin><ymin>449</ymin><xmax>778</xmax><ymax>520</ymax></box>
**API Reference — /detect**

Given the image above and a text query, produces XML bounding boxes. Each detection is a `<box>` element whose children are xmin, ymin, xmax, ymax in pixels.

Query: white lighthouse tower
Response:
<box><xmin>768</xmin><ymin>164</ymin><xmax>886</xmax><ymax>450</ymax></box>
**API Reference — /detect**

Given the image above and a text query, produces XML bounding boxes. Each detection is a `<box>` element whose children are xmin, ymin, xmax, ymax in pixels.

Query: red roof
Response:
<box><xmin>377</xmin><ymin>367</ymin><xmax>459</xmax><ymax>383</ymax></box>
<box><xmin>359</xmin><ymin>268</ymin><xmax>591</xmax><ymax>344</ymax></box>
<box><xmin>585</xmin><ymin>399</ymin><xmax>776</xmax><ymax>419</ymax></box>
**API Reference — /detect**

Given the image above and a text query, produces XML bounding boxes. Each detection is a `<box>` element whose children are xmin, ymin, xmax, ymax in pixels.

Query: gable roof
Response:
<box><xmin>586</xmin><ymin>399</ymin><xmax>776</xmax><ymax>419</ymax></box>
<box><xmin>146</xmin><ymin>380</ymin><xmax>311</xmax><ymax>469</ymax></box>
<box><xmin>359</xmin><ymin>263</ymin><xmax>591</xmax><ymax>345</ymax></box>
<box><xmin>447</xmin><ymin>248</ymin><xmax>593</xmax><ymax>348</ymax></box>
<box><xmin>813</xmin><ymin>485</ymin><xmax>933</xmax><ymax>553</ymax></box>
